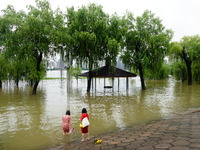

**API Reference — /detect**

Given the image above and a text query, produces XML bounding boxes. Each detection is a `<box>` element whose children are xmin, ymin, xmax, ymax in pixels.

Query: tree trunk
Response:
<box><xmin>138</xmin><ymin>63</ymin><xmax>146</xmax><ymax>90</ymax></box>
<box><xmin>33</xmin><ymin>80</ymin><xmax>40</xmax><ymax>95</ymax></box>
<box><xmin>30</xmin><ymin>79</ymin><xmax>33</xmax><ymax>86</ymax></box>
<box><xmin>182</xmin><ymin>49</ymin><xmax>192</xmax><ymax>85</ymax></box>
<box><xmin>186</xmin><ymin>62</ymin><xmax>192</xmax><ymax>85</ymax></box>
<box><xmin>86</xmin><ymin>54</ymin><xmax>92</xmax><ymax>93</ymax></box>
<box><xmin>15</xmin><ymin>80</ymin><xmax>19</xmax><ymax>88</ymax></box>
<box><xmin>87</xmin><ymin>71</ymin><xmax>92</xmax><ymax>93</ymax></box>
<box><xmin>15</xmin><ymin>75</ymin><xmax>19</xmax><ymax>88</ymax></box>
<box><xmin>32</xmin><ymin>52</ymin><xmax>42</xmax><ymax>95</ymax></box>
<box><xmin>0</xmin><ymin>80</ymin><xmax>2</xmax><ymax>88</ymax></box>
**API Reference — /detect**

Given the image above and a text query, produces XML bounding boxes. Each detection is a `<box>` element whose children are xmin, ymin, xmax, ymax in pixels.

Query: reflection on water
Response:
<box><xmin>1</xmin><ymin>70</ymin><xmax>200</xmax><ymax>150</ymax></box>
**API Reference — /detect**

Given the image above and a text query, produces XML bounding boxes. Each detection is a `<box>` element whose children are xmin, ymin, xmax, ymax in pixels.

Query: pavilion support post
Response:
<box><xmin>95</xmin><ymin>77</ymin><xmax>96</xmax><ymax>93</ymax></box>
<box><xmin>104</xmin><ymin>77</ymin><xmax>105</xmax><ymax>93</ymax></box>
<box><xmin>92</xmin><ymin>77</ymin><xmax>93</xmax><ymax>92</ymax></box>
<box><xmin>118</xmin><ymin>77</ymin><xmax>120</xmax><ymax>92</ymax></box>
<box><xmin>112</xmin><ymin>77</ymin><xmax>114</xmax><ymax>92</ymax></box>
<box><xmin>126</xmin><ymin>77</ymin><xmax>129</xmax><ymax>92</ymax></box>
<box><xmin>87</xmin><ymin>71</ymin><xmax>92</xmax><ymax>93</ymax></box>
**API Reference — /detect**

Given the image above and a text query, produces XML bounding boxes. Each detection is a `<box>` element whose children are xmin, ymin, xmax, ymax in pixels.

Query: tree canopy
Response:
<box><xmin>2</xmin><ymin>0</ymin><xmax>200</xmax><ymax>94</ymax></box>
<box><xmin>0</xmin><ymin>0</ymin><xmax>64</xmax><ymax>94</ymax></box>
<box><xmin>170</xmin><ymin>35</ymin><xmax>200</xmax><ymax>85</ymax></box>
<box><xmin>65</xmin><ymin>4</ymin><xmax>124</xmax><ymax>92</ymax></box>
<box><xmin>121</xmin><ymin>10</ymin><xmax>173</xmax><ymax>90</ymax></box>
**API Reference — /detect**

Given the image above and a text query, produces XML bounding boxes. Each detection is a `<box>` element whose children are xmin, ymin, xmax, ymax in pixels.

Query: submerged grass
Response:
<box><xmin>42</xmin><ymin>77</ymin><xmax>86</xmax><ymax>80</ymax></box>
<box><xmin>42</xmin><ymin>77</ymin><xmax>67</xmax><ymax>80</ymax></box>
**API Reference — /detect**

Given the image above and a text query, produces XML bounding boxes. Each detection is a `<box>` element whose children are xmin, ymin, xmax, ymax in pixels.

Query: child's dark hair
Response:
<box><xmin>82</xmin><ymin>108</ymin><xmax>87</xmax><ymax>113</ymax></box>
<box><xmin>66</xmin><ymin>110</ymin><xmax>70</xmax><ymax>115</ymax></box>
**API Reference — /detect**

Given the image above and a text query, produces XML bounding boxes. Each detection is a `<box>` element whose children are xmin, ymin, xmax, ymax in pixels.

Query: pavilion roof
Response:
<box><xmin>79</xmin><ymin>66</ymin><xmax>137</xmax><ymax>78</ymax></box>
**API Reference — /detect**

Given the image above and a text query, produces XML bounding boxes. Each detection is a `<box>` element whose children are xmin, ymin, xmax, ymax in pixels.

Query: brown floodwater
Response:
<box><xmin>0</xmin><ymin>70</ymin><xmax>200</xmax><ymax>150</ymax></box>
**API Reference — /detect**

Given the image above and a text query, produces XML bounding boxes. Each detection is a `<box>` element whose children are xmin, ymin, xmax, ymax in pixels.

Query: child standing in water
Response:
<box><xmin>62</xmin><ymin>110</ymin><xmax>73</xmax><ymax>135</ymax></box>
<box><xmin>80</xmin><ymin>108</ymin><xmax>90</xmax><ymax>141</ymax></box>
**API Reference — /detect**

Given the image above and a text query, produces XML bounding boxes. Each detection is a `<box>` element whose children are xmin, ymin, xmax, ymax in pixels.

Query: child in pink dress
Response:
<box><xmin>62</xmin><ymin>110</ymin><xmax>72</xmax><ymax>135</ymax></box>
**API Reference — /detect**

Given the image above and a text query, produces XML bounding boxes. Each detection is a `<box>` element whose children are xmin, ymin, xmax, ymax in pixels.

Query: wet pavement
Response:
<box><xmin>50</xmin><ymin>109</ymin><xmax>200</xmax><ymax>150</ymax></box>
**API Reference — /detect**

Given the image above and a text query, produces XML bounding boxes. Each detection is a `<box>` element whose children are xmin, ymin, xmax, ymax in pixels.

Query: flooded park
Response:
<box><xmin>1</xmin><ymin>70</ymin><xmax>200</xmax><ymax>150</ymax></box>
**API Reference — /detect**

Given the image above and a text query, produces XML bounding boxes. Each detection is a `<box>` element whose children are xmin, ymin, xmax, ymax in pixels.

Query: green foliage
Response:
<box><xmin>25</xmin><ymin>59</ymin><xmax>46</xmax><ymax>81</ymax></box>
<box><xmin>65</xmin><ymin>4</ymin><xmax>124</xmax><ymax>70</ymax></box>
<box><xmin>145</xmin><ymin>63</ymin><xmax>171</xmax><ymax>79</ymax></box>
<box><xmin>170</xmin><ymin>61</ymin><xmax>187</xmax><ymax>81</ymax></box>
<box><xmin>121</xmin><ymin>10</ymin><xmax>172</xmax><ymax>89</ymax></box>
<box><xmin>169</xmin><ymin>35</ymin><xmax>200</xmax><ymax>84</ymax></box>
<box><xmin>65</xmin><ymin>4</ymin><xmax>125</xmax><ymax>92</ymax></box>
<box><xmin>3</xmin><ymin>0</ymin><xmax>200</xmax><ymax>94</ymax></box>
<box><xmin>105</xmin><ymin>14</ymin><xmax>125</xmax><ymax>66</ymax></box>
<box><xmin>169</xmin><ymin>42</ymin><xmax>182</xmax><ymax>58</ymax></box>
<box><xmin>193</xmin><ymin>62</ymin><xmax>200</xmax><ymax>83</ymax></box>
<box><xmin>122</xmin><ymin>10</ymin><xmax>172</xmax><ymax>70</ymax></box>
<box><xmin>66</xmin><ymin>4</ymin><xmax>108</xmax><ymax>70</ymax></box>
<box><xmin>0</xmin><ymin>0</ymin><xmax>62</xmax><ymax>93</ymax></box>
<box><xmin>0</xmin><ymin>53</ymin><xmax>9</xmax><ymax>81</ymax></box>
<box><xmin>180</xmin><ymin>35</ymin><xmax>200</xmax><ymax>61</ymax></box>
<box><xmin>69</xmin><ymin>67</ymin><xmax>82</xmax><ymax>79</ymax></box>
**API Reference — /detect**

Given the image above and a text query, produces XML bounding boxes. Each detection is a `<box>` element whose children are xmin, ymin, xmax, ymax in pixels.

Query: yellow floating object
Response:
<box><xmin>94</xmin><ymin>139</ymin><xmax>102</xmax><ymax>144</ymax></box>
<box><xmin>79</xmin><ymin>123</ymin><xmax>83</xmax><ymax>128</ymax></box>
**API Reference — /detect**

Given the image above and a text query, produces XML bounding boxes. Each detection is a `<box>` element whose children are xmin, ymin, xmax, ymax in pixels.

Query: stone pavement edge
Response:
<box><xmin>50</xmin><ymin>109</ymin><xmax>200</xmax><ymax>150</ymax></box>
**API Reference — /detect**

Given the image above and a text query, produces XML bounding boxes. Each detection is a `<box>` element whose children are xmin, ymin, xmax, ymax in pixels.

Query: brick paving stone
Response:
<box><xmin>154</xmin><ymin>143</ymin><xmax>172</xmax><ymax>149</ymax></box>
<box><xmin>140</xmin><ymin>132</ymin><xmax>152</xmax><ymax>137</ymax></box>
<box><xmin>158</xmin><ymin>139</ymin><xmax>174</xmax><ymax>144</ymax></box>
<box><xmin>169</xmin><ymin>146</ymin><xmax>190</xmax><ymax>150</ymax></box>
<box><xmin>100</xmin><ymin>145</ymin><xmax>114</xmax><ymax>150</ymax></box>
<box><xmin>125</xmin><ymin>143</ymin><xmax>142</xmax><ymax>149</ymax></box>
<box><xmin>141</xmin><ymin>141</ymin><xmax>158</xmax><ymax>147</ymax></box>
<box><xmin>175</xmin><ymin>137</ymin><xmax>190</xmax><ymax>141</ymax></box>
<box><xmin>101</xmin><ymin>136</ymin><xmax>112</xmax><ymax>139</ymax></box>
<box><xmin>130</xmin><ymin>140</ymin><xmax>145</xmax><ymax>145</ymax></box>
<box><xmin>189</xmin><ymin>139</ymin><xmax>200</xmax><ymax>143</ymax></box>
<box><xmin>137</xmin><ymin>146</ymin><xmax>155</xmax><ymax>150</ymax></box>
<box><xmin>189</xmin><ymin>143</ymin><xmax>200</xmax><ymax>149</ymax></box>
<box><xmin>101</xmin><ymin>140</ymin><xmax>113</xmax><ymax>144</ymax></box>
<box><xmin>172</xmin><ymin>140</ymin><xmax>190</xmax><ymax>146</ymax></box>
<box><xmin>109</xmin><ymin>147</ymin><xmax>126</xmax><ymax>150</ymax></box>
<box><xmin>147</xmin><ymin>137</ymin><xmax>161</xmax><ymax>142</ymax></box>
<box><xmin>121</xmin><ymin>138</ymin><xmax>135</xmax><ymax>143</ymax></box>
<box><xmin>117</xmin><ymin>135</ymin><xmax>129</xmax><ymax>138</ymax></box>
<box><xmin>107</xmin><ymin>141</ymin><xmax>121</xmax><ymax>145</ymax></box>
<box><xmin>128</xmin><ymin>135</ymin><xmax>140</xmax><ymax>139</ymax></box>
<box><xmin>115</xmin><ymin>142</ymin><xmax>130</xmax><ymax>147</ymax></box>
<box><xmin>137</xmin><ymin>136</ymin><xmax>149</xmax><ymax>140</ymax></box>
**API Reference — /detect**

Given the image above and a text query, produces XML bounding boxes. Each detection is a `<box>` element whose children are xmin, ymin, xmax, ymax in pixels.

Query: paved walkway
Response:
<box><xmin>51</xmin><ymin>109</ymin><xmax>200</xmax><ymax>150</ymax></box>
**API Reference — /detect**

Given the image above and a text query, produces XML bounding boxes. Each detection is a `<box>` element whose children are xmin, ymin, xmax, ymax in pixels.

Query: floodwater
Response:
<box><xmin>1</xmin><ymin>70</ymin><xmax>200</xmax><ymax>150</ymax></box>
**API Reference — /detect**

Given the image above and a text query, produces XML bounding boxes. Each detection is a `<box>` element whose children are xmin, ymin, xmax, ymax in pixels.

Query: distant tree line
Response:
<box><xmin>0</xmin><ymin>0</ymin><xmax>200</xmax><ymax>94</ymax></box>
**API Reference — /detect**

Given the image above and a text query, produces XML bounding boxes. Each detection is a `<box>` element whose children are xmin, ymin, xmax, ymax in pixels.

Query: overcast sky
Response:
<box><xmin>1</xmin><ymin>0</ymin><xmax>200</xmax><ymax>41</ymax></box>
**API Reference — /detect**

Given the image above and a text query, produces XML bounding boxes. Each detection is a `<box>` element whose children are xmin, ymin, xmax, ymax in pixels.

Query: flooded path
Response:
<box><xmin>1</xmin><ymin>70</ymin><xmax>200</xmax><ymax>150</ymax></box>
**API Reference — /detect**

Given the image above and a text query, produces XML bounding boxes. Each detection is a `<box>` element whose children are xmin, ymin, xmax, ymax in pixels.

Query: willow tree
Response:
<box><xmin>121</xmin><ymin>10</ymin><xmax>172</xmax><ymax>90</ymax></box>
<box><xmin>0</xmin><ymin>53</ymin><xmax>9</xmax><ymax>88</ymax></box>
<box><xmin>0</xmin><ymin>6</ymin><xmax>14</xmax><ymax>87</ymax></box>
<box><xmin>65</xmin><ymin>4</ymin><xmax>125</xmax><ymax>92</ymax></box>
<box><xmin>105</xmin><ymin>14</ymin><xmax>126</xmax><ymax>67</ymax></box>
<box><xmin>0</xmin><ymin>0</ymin><xmax>63</xmax><ymax>94</ymax></box>
<box><xmin>170</xmin><ymin>35</ymin><xmax>200</xmax><ymax>85</ymax></box>
<box><xmin>66</xmin><ymin>4</ymin><xmax>108</xmax><ymax>92</ymax></box>
<box><xmin>0</xmin><ymin>5</ymin><xmax>28</xmax><ymax>87</ymax></box>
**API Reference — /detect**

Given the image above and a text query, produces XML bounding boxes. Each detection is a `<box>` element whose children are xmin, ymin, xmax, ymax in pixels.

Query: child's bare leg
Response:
<box><xmin>81</xmin><ymin>133</ymin><xmax>85</xmax><ymax>141</ymax></box>
<box><xmin>87</xmin><ymin>133</ymin><xmax>90</xmax><ymax>140</ymax></box>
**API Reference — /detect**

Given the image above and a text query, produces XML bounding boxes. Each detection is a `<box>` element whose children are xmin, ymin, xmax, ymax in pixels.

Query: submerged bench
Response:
<box><xmin>104</xmin><ymin>86</ymin><xmax>113</xmax><ymax>88</ymax></box>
